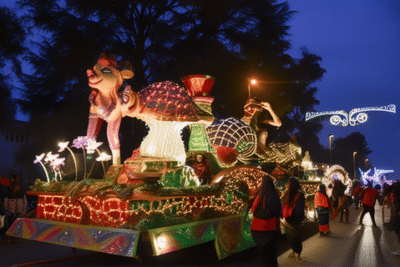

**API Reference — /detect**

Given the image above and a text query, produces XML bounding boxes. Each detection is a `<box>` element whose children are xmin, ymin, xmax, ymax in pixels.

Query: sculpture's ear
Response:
<box><xmin>121</xmin><ymin>70</ymin><xmax>134</xmax><ymax>80</ymax></box>
<box><xmin>99</xmin><ymin>52</ymin><xmax>107</xmax><ymax>59</ymax></box>
<box><xmin>108</xmin><ymin>53</ymin><xmax>117</xmax><ymax>62</ymax></box>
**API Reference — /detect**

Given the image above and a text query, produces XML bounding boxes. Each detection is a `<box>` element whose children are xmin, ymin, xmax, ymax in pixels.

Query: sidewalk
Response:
<box><xmin>277</xmin><ymin>203</ymin><xmax>400</xmax><ymax>266</ymax></box>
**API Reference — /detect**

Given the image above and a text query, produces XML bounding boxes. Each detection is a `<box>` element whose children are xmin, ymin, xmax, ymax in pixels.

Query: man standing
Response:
<box><xmin>359</xmin><ymin>182</ymin><xmax>382</xmax><ymax>227</ymax></box>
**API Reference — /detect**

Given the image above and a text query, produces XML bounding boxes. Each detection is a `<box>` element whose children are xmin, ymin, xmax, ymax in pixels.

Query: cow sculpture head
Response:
<box><xmin>87</xmin><ymin>53</ymin><xmax>134</xmax><ymax>98</ymax></box>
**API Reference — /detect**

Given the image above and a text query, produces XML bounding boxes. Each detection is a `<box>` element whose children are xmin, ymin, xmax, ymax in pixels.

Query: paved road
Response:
<box><xmin>1</xmin><ymin>204</ymin><xmax>400</xmax><ymax>266</ymax></box>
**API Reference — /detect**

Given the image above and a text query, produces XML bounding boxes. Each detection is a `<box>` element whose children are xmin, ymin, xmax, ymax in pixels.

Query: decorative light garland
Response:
<box><xmin>305</xmin><ymin>104</ymin><xmax>396</xmax><ymax>126</ymax></box>
<box><xmin>322</xmin><ymin>165</ymin><xmax>350</xmax><ymax>186</ymax></box>
<box><xmin>359</xmin><ymin>167</ymin><xmax>394</xmax><ymax>186</ymax></box>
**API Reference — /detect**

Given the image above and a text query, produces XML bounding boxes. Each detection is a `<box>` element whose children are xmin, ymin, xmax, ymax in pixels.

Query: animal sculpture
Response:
<box><xmin>86</xmin><ymin>53</ymin><xmax>201</xmax><ymax>165</ymax></box>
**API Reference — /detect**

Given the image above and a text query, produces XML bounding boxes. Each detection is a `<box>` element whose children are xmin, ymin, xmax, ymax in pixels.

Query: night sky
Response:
<box><xmin>1</xmin><ymin>1</ymin><xmax>400</xmax><ymax>178</ymax></box>
<box><xmin>287</xmin><ymin>0</ymin><xmax>400</xmax><ymax>179</ymax></box>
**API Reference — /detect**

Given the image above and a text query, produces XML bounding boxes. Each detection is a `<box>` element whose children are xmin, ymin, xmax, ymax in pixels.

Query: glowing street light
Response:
<box><xmin>248</xmin><ymin>79</ymin><xmax>258</xmax><ymax>99</ymax></box>
<box><xmin>353</xmin><ymin>151</ymin><xmax>357</xmax><ymax>179</ymax></box>
<box><xmin>329</xmin><ymin>134</ymin><xmax>334</xmax><ymax>166</ymax></box>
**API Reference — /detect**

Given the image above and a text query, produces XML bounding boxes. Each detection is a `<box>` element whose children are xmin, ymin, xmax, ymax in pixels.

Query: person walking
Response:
<box><xmin>384</xmin><ymin>181</ymin><xmax>400</xmax><ymax>230</ymax></box>
<box><xmin>359</xmin><ymin>182</ymin><xmax>382</xmax><ymax>227</ymax></box>
<box><xmin>281</xmin><ymin>177</ymin><xmax>305</xmax><ymax>264</ymax></box>
<box><xmin>351</xmin><ymin>180</ymin><xmax>364</xmax><ymax>209</ymax></box>
<box><xmin>332</xmin><ymin>180</ymin><xmax>349</xmax><ymax>223</ymax></box>
<box><xmin>314</xmin><ymin>184</ymin><xmax>332</xmax><ymax>236</ymax></box>
<box><xmin>250</xmin><ymin>174</ymin><xmax>281</xmax><ymax>266</ymax></box>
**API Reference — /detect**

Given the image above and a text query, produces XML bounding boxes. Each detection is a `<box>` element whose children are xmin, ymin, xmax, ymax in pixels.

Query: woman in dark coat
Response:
<box><xmin>281</xmin><ymin>177</ymin><xmax>305</xmax><ymax>264</ymax></box>
<box><xmin>250</xmin><ymin>174</ymin><xmax>281</xmax><ymax>266</ymax></box>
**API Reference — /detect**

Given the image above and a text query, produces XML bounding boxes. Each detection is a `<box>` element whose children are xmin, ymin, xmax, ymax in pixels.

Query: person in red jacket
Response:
<box><xmin>314</xmin><ymin>184</ymin><xmax>333</xmax><ymax>236</ymax></box>
<box><xmin>359</xmin><ymin>182</ymin><xmax>382</xmax><ymax>227</ymax></box>
<box><xmin>250</xmin><ymin>174</ymin><xmax>281</xmax><ymax>266</ymax></box>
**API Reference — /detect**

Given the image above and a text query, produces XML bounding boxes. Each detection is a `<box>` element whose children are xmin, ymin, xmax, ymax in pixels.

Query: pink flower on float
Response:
<box><xmin>72</xmin><ymin>136</ymin><xmax>90</xmax><ymax>149</ymax></box>
<box><xmin>34</xmin><ymin>153</ymin><xmax>45</xmax><ymax>164</ymax></box>
<box><xmin>44</xmin><ymin>152</ymin><xmax>59</xmax><ymax>163</ymax></box>
<box><xmin>86</xmin><ymin>139</ymin><xmax>103</xmax><ymax>154</ymax></box>
<box><xmin>96</xmin><ymin>153</ymin><xmax>112</xmax><ymax>162</ymax></box>
<box><xmin>50</xmin><ymin>157</ymin><xmax>65</xmax><ymax>170</ymax></box>
<box><xmin>58</xmin><ymin>141</ymin><xmax>70</xmax><ymax>152</ymax></box>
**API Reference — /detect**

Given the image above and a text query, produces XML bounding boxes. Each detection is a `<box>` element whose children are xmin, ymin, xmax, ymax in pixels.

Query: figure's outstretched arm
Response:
<box><xmin>260</xmin><ymin>102</ymin><xmax>282</xmax><ymax>128</ymax></box>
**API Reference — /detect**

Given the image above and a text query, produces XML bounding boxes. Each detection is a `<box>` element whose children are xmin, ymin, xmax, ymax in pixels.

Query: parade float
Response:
<box><xmin>7</xmin><ymin>54</ymin><xmax>316</xmax><ymax>260</ymax></box>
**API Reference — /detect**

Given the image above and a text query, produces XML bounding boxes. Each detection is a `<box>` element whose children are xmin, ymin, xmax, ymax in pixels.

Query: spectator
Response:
<box><xmin>281</xmin><ymin>177</ymin><xmax>305</xmax><ymax>264</ymax></box>
<box><xmin>384</xmin><ymin>181</ymin><xmax>400</xmax><ymax>230</ymax></box>
<box><xmin>5</xmin><ymin>175</ymin><xmax>27</xmax><ymax>215</ymax></box>
<box><xmin>314</xmin><ymin>184</ymin><xmax>333</xmax><ymax>236</ymax></box>
<box><xmin>351</xmin><ymin>180</ymin><xmax>364</xmax><ymax>209</ymax></box>
<box><xmin>0</xmin><ymin>197</ymin><xmax>13</xmax><ymax>235</ymax></box>
<box><xmin>332</xmin><ymin>180</ymin><xmax>349</xmax><ymax>223</ymax></box>
<box><xmin>359</xmin><ymin>182</ymin><xmax>382</xmax><ymax>227</ymax></box>
<box><xmin>250</xmin><ymin>174</ymin><xmax>282</xmax><ymax>266</ymax></box>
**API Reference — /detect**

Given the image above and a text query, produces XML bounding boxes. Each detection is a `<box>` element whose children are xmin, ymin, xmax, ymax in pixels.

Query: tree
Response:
<box><xmin>0</xmin><ymin>6</ymin><xmax>26</xmax><ymax>124</ymax></box>
<box><xmin>331</xmin><ymin>132</ymin><xmax>372</xmax><ymax>177</ymax></box>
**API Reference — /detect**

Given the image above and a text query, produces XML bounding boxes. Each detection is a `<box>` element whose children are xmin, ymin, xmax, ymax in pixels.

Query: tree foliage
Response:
<box><xmin>331</xmin><ymin>132</ymin><xmax>372</xmax><ymax>177</ymax></box>
<box><xmin>15</xmin><ymin>0</ymin><xmax>327</xmax><ymax>161</ymax></box>
<box><xmin>0</xmin><ymin>6</ymin><xmax>26</xmax><ymax>124</ymax></box>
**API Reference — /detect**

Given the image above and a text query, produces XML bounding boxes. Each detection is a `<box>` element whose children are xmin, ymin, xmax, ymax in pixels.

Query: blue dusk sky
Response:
<box><xmin>287</xmin><ymin>0</ymin><xmax>400</xmax><ymax>178</ymax></box>
<box><xmin>1</xmin><ymin>1</ymin><xmax>399</xmax><ymax>178</ymax></box>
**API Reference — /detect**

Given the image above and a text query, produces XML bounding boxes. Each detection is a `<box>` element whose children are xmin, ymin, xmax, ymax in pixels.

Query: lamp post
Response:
<box><xmin>248</xmin><ymin>79</ymin><xmax>258</xmax><ymax>99</ymax></box>
<box><xmin>329</xmin><ymin>134</ymin><xmax>334</xmax><ymax>167</ymax></box>
<box><xmin>365</xmin><ymin>158</ymin><xmax>369</xmax><ymax>169</ymax></box>
<box><xmin>353</xmin><ymin>151</ymin><xmax>357</xmax><ymax>179</ymax></box>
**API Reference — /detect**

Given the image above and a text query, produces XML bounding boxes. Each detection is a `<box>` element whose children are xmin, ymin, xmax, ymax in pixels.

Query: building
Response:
<box><xmin>0</xmin><ymin>120</ymin><xmax>38</xmax><ymax>193</ymax></box>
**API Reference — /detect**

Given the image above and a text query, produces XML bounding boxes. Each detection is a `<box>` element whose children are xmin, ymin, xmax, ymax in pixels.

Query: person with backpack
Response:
<box><xmin>250</xmin><ymin>174</ymin><xmax>282</xmax><ymax>266</ymax></box>
<box><xmin>281</xmin><ymin>177</ymin><xmax>305</xmax><ymax>264</ymax></box>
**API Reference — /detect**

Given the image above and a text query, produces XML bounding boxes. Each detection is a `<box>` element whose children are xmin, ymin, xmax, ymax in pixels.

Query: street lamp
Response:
<box><xmin>353</xmin><ymin>151</ymin><xmax>357</xmax><ymax>179</ymax></box>
<box><xmin>329</xmin><ymin>134</ymin><xmax>334</xmax><ymax>166</ymax></box>
<box><xmin>365</xmin><ymin>158</ymin><xmax>369</xmax><ymax>169</ymax></box>
<box><xmin>248</xmin><ymin>79</ymin><xmax>258</xmax><ymax>99</ymax></box>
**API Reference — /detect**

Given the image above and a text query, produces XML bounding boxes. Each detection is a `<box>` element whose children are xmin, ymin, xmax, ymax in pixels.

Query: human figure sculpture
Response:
<box><xmin>86</xmin><ymin>53</ymin><xmax>203</xmax><ymax>165</ymax></box>
<box><xmin>241</xmin><ymin>98</ymin><xmax>282</xmax><ymax>157</ymax></box>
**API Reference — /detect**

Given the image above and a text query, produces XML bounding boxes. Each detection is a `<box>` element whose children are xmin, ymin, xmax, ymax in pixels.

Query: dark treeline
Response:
<box><xmin>0</xmin><ymin>0</ymin><xmax>372</xmax><ymax>175</ymax></box>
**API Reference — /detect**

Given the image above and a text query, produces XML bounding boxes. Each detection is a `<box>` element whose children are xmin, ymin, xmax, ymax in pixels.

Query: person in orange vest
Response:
<box><xmin>314</xmin><ymin>184</ymin><xmax>333</xmax><ymax>236</ymax></box>
<box><xmin>250</xmin><ymin>174</ymin><xmax>282</xmax><ymax>266</ymax></box>
<box><xmin>359</xmin><ymin>181</ymin><xmax>382</xmax><ymax>227</ymax></box>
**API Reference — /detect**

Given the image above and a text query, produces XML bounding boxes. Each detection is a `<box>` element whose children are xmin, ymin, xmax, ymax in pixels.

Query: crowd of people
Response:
<box><xmin>250</xmin><ymin>175</ymin><xmax>306</xmax><ymax>266</ymax></box>
<box><xmin>250</xmin><ymin>173</ymin><xmax>400</xmax><ymax>266</ymax></box>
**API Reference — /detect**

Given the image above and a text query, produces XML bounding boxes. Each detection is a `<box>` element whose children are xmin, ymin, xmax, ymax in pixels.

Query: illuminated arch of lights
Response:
<box><xmin>359</xmin><ymin>167</ymin><xmax>394</xmax><ymax>186</ymax></box>
<box><xmin>305</xmin><ymin>104</ymin><xmax>396</xmax><ymax>126</ymax></box>
<box><xmin>322</xmin><ymin>165</ymin><xmax>350</xmax><ymax>186</ymax></box>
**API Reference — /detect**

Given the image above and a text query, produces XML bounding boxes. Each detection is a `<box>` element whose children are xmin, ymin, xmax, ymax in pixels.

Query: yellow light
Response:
<box><xmin>250</xmin><ymin>79</ymin><xmax>258</xmax><ymax>85</ymax></box>
<box><xmin>157</xmin><ymin>235</ymin><xmax>167</xmax><ymax>250</ymax></box>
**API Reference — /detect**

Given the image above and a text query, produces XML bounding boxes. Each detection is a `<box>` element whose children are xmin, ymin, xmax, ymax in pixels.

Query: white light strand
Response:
<box><xmin>305</xmin><ymin>104</ymin><xmax>396</xmax><ymax>126</ymax></box>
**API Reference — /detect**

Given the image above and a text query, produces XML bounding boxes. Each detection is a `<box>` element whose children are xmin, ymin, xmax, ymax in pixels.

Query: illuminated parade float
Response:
<box><xmin>7</xmin><ymin>54</ymin><xmax>319</xmax><ymax>260</ymax></box>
